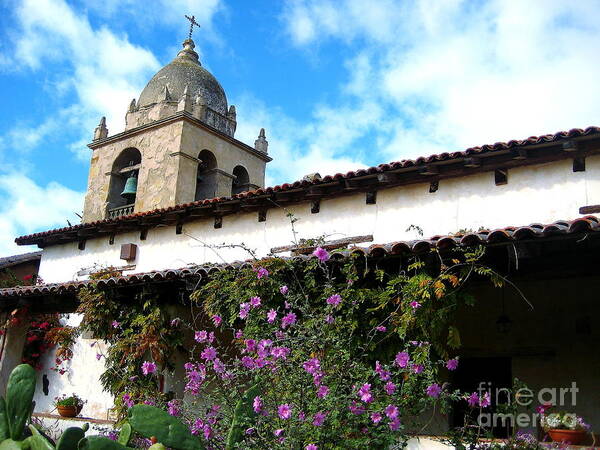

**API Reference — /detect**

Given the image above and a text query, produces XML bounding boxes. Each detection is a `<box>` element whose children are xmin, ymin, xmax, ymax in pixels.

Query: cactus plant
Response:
<box><xmin>77</xmin><ymin>436</ymin><xmax>128</xmax><ymax>450</ymax></box>
<box><xmin>55</xmin><ymin>426</ymin><xmax>88</xmax><ymax>450</ymax></box>
<box><xmin>25</xmin><ymin>425</ymin><xmax>54</xmax><ymax>450</ymax></box>
<box><xmin>4</xmin><ymin>364</ymin><xmax>36</xmax><ymax>441</ymax></box>
<box><xmin>225</xmin><ymin>384</ymin><xmax>259</xmax><ymax>450</ymax></box>
<box><xmin>115</xmin><ymin>424</ymin><xmax>131</xmax><ymax>447</ymax></box>
<box><xmin>128</xmin><ymin>405</ymin><xmax>203</xmax><ymax>450</ymax></box>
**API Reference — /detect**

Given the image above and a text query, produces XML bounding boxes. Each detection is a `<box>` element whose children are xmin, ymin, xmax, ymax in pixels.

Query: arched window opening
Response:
<box><xmin>107</xmin><ymin>148</ymin><xmax>141</xmax><ymax>219</ymax></box>
<box><xmin>195</xmin><ymin>150</ymin><xmax>218</xmax><ymax>201</ymax></box>
<box><xmin>232</xmin><ymin>165</ymin><xmax>250</xmax><ymax>195</ymax></box>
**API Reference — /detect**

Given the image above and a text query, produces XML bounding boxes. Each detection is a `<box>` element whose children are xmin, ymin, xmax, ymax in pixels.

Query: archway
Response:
<box><xmin>195</xmin><ymin>150</ymin><xmax>218</xmax><ymax>201</ymax></box>
<box><xmin>231</xmin><ymin>165</ymin><xmax>250</xmax><ymax>195</ymax></box>
<box><xmin>107</xmin><ymin>148</ymin><xmax>141</xmax><ymax>217</ymax></box>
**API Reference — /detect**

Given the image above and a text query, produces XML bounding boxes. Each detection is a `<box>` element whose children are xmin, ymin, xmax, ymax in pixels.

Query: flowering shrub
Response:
<box><xmin>152</xmin><ymin>245</ymin><xmax>499</xmax><ymax>448</ymax></box>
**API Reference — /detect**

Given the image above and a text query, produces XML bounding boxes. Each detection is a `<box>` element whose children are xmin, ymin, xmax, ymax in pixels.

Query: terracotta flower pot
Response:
<box><xmin>57</xmin><ymin>405</ymin><xmax>79</xmax><ymax>418</ymax></box>
<box><xmin>548</xmin><ymin>428</ymin><xmax>587</xmax><ymax>445</ymax></box>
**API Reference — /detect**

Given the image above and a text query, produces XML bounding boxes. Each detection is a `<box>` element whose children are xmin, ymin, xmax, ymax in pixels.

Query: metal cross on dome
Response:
<box><xmin>185</xmin><ymin>14</ymin><xmax>201</xmax><ymax>40</ymax></box>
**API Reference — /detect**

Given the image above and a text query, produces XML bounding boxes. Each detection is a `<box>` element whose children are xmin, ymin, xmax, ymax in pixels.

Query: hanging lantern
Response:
<box><xmin>121</xmin><ymin>172</ymin><xmax>138</xmax><ymax>203</ymax></box>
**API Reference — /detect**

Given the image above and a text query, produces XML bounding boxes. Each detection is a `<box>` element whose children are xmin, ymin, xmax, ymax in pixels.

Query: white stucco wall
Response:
<box><xmin>37</xmin><ymin>156</ymin><xmax>600</xmax><ymax>284</ymax></box>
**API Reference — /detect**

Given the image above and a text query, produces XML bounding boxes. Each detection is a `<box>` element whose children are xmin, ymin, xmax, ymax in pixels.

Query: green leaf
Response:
<box><xmin>0</xmin><ymin>397</ymin><xmax>10</xmax><ymax>441</ymax></box>
<box><xmin>77</xmin><ymin>436</ymin><xmax>128</xmax><ymax>450</ymax></box>
<box><xmin>447</xmin><ymin>325</ymin><xmax>461</xmax><ymax>349</ymax></box>
<box><xmin>6</xmin><ymin>364</ymin><xmax>36</xmax><ymax>440</ymax></box>
<box><xmin>128</xmin><ymin>404</ymin><xmax>204</xmax><ymax>450</ymax></box>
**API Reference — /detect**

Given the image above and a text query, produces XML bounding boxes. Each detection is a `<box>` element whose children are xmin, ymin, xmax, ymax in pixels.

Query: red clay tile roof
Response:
<box><xmin>15</xmin><ymin>126</ymin><xmax>600</xmax><ymax>247</ymax></box>
<box><xmin>3</xmin><ymin>215</ymin><xmax>598</xmax><ymax>299</ymax></box>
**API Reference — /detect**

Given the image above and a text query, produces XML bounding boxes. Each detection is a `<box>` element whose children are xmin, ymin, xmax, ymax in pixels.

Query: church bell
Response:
<box><xmin>121</xmin><ymin>173</ymin><xmax>138</xmax><ymax>202</ymax></box>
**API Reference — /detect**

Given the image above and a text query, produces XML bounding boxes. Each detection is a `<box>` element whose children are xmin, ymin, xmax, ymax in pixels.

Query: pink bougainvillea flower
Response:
<box><xmin>467</xmin><ymin>392</ymin><xmax>479</xmax><ymax>407</ymax></box>
<box><xmin>245</xmin><ymin>339</ymin><xmax>257</xmax><ymax>353</ymax></box>
<box><xmin>281</xmin><ymin>312</ymin><xmax>297</xmax><ymax>329</ymax></box>
<box><xmin>324</xmin><ymin>314</ymin><xmax>335</xmax><ymax>324</ymax></box>
<box><xmin>446</xmin><ymin>358</ymin><xmax>459</xmax><ymax>371</ymax></box>
<box><xmin>235</xmin><ymin>329</ymin><xmax>244</xmax><ymax>339</ymax></box>
<box><xmin>384</xmin><ymin>381</ymin><xmax>396</xmax><ymax>395</ymax></box>
<box><xmin>385</xmin><ymin>404</ymin><xmax>399</xmax><ymax>420</ymax></box>
<box><xmin>348</xmin><ymin>401</ymin><xmax>365</xmax><ymax>415</ymax></box>
<box><xmin>312</xmin><ymin>411</ymin><xmax>327</xmax><ymax>426</ymax></box>
<box><xmin>201</xmin><ymin>347</ymin><xmax>217</xmax><ymax>361</ymax></box>
<box><xmin>298</xmin><ymin>411</ymin><xmax>306</xmax><ymax>421</ymax></box>
<box><xmin>410</xmin><ymin>301</ymin><xmax>422</xmax><ymax>309</ymax></box>
<box><xmin>306</xmin><ymin>444</ymin><xmax>318</xmax><ymax>450</ymax></box>
<box><xmin>194</xmin><ymin>330</ymin><xmax>209</xmax><ymax>343</ymax></box>
<box><xmin>111</xmin><ymin>320</ymin><xmax>120</xmax><ymax>328</ymax></box>
<box><xmin>280</xmin><ymin>285</ymin><xmax>289</xmax><ymax>295</ymax></box>
<box><xmin>256</xmin><ymin>267</ymin><xmax>269</xmax><ymax>279</ymax></box>
<box><xmin>274</xmin><ymin>429</ymin><xmax>284</xmax><ymax>437</ymax></box>
<box><xmin>312</xmin><ymin>247</ymin><xmax>330</xmax><ymax>262</ymax></box>
<box><xmin>389</xmin><ymin>417</ymin><xmax>401</xmax><ymax>431</ymax></box>
<box><xmin>239</xmin><ymin>302</ymin><xmax>250</xmax><ymax>319</ymax></box>
<box><xmin>271</xmin><ymin>346</ymin><xmax>290</xmax><ymax>360</ymax></box>
<box><xmin>212</xmin><ymin>315</ymin><xmax>222</xmax><ymax>327</ymax></box>
<box><xmin>213</xmin><ymin>358</ymin><xmax>225</xmax><ymax>373</ymax></box>
<box><xmin>426</xmin><ymin>383</ymin><xmax>442</xmax><ymax>398</ymax></box>
<box><xmin>357</xmin><ymin>383</ymin><xmax>373</xmax><ymax>403</ymax></box>
<box><xmin>250</xmin><ymin>296</ymin><xmax>262</xmax><ymax>308</ymax></box>
<box><xmin>371</xmin><ymin>412</ymin><xmax>383</xmax><ymax>424</ymax></box>
<box><xmin>267</xmin><ymin>309</ymin><xmax>277</xmax><ymax>324</ymax></box>
<box><xmin>412</xmin><ymin>364</ymin><xmax>424</xmax><ymax>374</ymax></box>
<box><xmin>394</xmin><ymin>351</ymin><xmax>410</xmax><ymax>368</ymax></box>
<box><xmin>376</xmin><ymin>325</ymin><xmax>387</xmax><ymax>332</ymax></box>
<box><xmin>278</xmin><ymin>404</ymin><xmax>292</xmax><ymax>419</ymax></box>
<box><xmin>302</xmin><ymin>358</ymin><xmax>321</xmax><ymax>376</ymax></box>
<box><xmin>326</xmin><ymin>294</ymin><xmax>342</xmax><ymax>306</ymax></box>
<box><xmin>317</xmin><ymin>385</ymin><xmax>329</xmax><ymax>398</ymax></box>
<box><xmin>141</xmin><ymin>361</ymin><xmax>156</xmax><ymax>375</ymax></box>
<box><xmin>167</xmin><ymin>399</ymin><xmax>181</xmax><ymax>416</ymax></box>
<box><xmin>253</xmin><ymin>396</ymin><xmax>263</xmax><ymax>414</ymax></box>
<box><xmin>375</xmin><ymin>361</ymin><xmax>391</xmax><ymax>381</ymax></box>
<box><xmin>480</xmin><ymin>392</ymin><xmax>491</xmax><ymax>408</ymax></box>
<box><xmin>122</xmin><ymin>393</ymin><xmax>134</xmax><ymax>408</ymax></box>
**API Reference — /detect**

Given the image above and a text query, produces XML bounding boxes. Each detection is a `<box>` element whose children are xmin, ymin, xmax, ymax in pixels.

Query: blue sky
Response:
<box><xmin>1</xmin><ymin>0</ymin><xmax>600</xmax><ymax>255</ymax></box>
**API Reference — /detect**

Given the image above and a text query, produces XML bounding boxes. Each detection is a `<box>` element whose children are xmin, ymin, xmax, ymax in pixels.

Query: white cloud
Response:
<box><xmin>282</xmin><ymin>0</ymin><xmax>600</xmax><ymax>163</ymax></box>
<box><xmin>0</xmin><ymin>173</ymin><xmax>84</xmax><ymax>256</ymax></box>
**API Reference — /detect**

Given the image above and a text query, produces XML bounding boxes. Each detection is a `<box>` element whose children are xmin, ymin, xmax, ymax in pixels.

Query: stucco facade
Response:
<box><xmin>52</xmin><ymin>156</ymin><xmax>599</xmax><ymax>284</ymax></box>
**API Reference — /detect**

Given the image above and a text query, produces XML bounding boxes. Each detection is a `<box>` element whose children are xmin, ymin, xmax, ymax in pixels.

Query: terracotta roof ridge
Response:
<box><xmin>15</xmin><ymin>125</ymin><xmax>600</xmax><ymax>245</ymax></box>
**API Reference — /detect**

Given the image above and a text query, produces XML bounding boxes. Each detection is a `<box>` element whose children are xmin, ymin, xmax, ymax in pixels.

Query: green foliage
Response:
<box><xmin>55</xmin><ymin>427</ymin><xmax>87</xmax><ymax>450</ymax></box>
<box><xmin>76</xmin><ymin>283</ymin><xmax>183</xmax><ymax>419</ymax></box>
<box><xmin>77</xmin><ymin>436</ymin><xmax>128</xmax><ymax>450</ymax></box>
<box><xmin>225</xmin><ymin>384</ymin><xmax>260</xmax><ymax>450</ymax></box>
<box><xmin>127</xmin><ymin>405</ymin><xmax>203</xmax><ymax>450</ymax></box>
<box><xmin>115</xmin><ymin>424</ymin><xmax>131</xmax><ymax>447</ymax></box>
<box><xmin>25</xmin><ymin>426</ymin><xmax>53</xmax><ymax>450</ymax></box>
<box><xmin>5</xmin><ymin>364</ymin><xmax>36</xmax><ymax>440</ymax></box>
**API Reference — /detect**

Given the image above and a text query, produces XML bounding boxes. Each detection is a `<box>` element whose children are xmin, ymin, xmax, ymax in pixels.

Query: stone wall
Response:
<box><xmin>83</xmin><ymin>117</ymin><xmax>267</xmax><ymax>222</ymax></box>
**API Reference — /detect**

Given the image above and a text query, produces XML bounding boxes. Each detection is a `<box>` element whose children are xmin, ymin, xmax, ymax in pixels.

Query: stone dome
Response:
<box><xmin>137</xmin><ymin>39</ymin><xmax>228</xmax><ymax>115</ymax></box>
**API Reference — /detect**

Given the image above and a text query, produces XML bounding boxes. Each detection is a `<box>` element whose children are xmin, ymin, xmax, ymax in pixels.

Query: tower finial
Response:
<box><xmin>185</xmin><ymin>14</ymin><xmax>201</xmax><ymax>40</ymax></box>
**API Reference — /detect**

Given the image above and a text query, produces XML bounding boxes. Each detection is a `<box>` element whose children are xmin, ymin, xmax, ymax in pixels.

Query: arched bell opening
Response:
<box><xmin>106</xmin><ymin>148</ymin><xmax>141</xmax><ymax>218</ymax></box>
<box><xmin>231</xmin><ymin>165</ymin><xmax>250</xmax><ymax>195</ymax></box>
<box><xmin>195</xmin><ymin>150</ymin><xmax>218</xmax><ymax>201</ymax></box>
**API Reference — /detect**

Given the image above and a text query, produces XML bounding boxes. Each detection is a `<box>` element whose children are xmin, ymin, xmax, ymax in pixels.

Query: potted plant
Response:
<box><xmin>54</xmin><ymin>393</ymin><xmax>85</xmax><ymax>418</ymax></box>
<box><xmin>541</xmin><ymin>411</ymin><xmax>590</xmax><ymax>445</ymax></box>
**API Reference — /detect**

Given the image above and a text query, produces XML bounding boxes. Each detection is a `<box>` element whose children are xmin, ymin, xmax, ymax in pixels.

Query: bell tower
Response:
<box><xmin>82</xmin><ymin>31</ymin><xmax>271</xmax><ymax>223</ymax></box>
